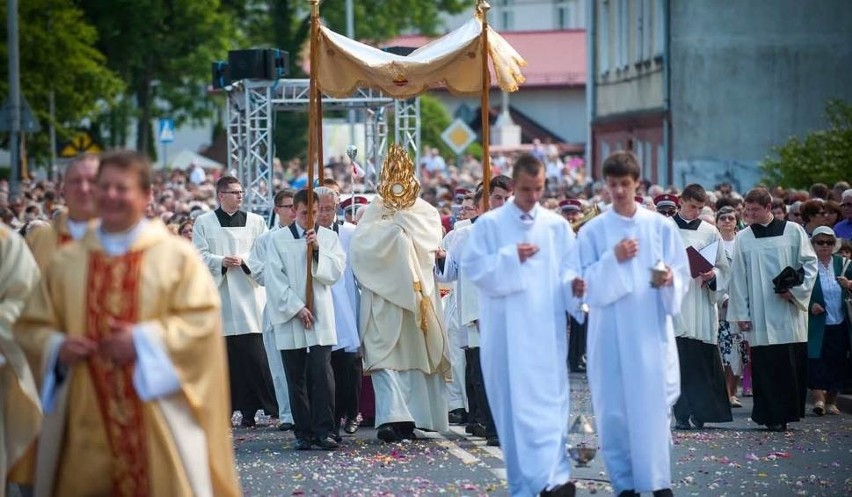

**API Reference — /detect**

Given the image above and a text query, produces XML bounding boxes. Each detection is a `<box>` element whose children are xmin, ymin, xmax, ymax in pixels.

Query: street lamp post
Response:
<box><xmin>7</xmin><ymin>0</ymin><xmax>21</xmax><ymax>196</ymax></box>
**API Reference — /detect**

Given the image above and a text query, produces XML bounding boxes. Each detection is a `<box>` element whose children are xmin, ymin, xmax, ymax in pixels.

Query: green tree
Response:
<box><xmin>0</xmin><ymin>0</ymin><xmax>124</xmax><ymax>165</ymax></box>
<box><xmin>77</xmin><ymin>0</ymin><xmax>238</xmax><ymax>155</ymax></box>
<box><xmin>761</xmin><ymin>100</ymin><xmax>852</xmax><ymax>188</ymax></box>
<box><xmin>418</xmin><ymin>93</ymin><xmax>454</xmax><ymax>159</ymax></box>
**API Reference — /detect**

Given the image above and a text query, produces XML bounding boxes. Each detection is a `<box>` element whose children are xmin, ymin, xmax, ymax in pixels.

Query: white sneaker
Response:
<box><xmin>812</xmin><ymin>401</ymin><xmax>825</xmax><ymax>416</ymax></box>
<box><xmin>730</xmin><ymin>396</ymin><xmax>742</xmax><ymax>408</ymax></box>
<box><xmin>826</xmin><ymin>404</ymin><xmax>840</xmax><ymax>415</ymax></box>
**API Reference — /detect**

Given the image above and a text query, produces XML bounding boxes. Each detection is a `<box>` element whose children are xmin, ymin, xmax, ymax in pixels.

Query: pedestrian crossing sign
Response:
<box><xmin>159</xmin><ymin>118</ymin><xmax>175</xmax><ymax>144</ymax></box>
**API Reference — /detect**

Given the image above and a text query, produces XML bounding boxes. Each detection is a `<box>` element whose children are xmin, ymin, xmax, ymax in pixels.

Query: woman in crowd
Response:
<box><xmin>824</xmin><ymin>200</ymin><xmax>842</xmax><ymax>228</ymax></box>
<box><xmin>715</xmin><ymin>206</ymin><xmax>750</xmax><ymax>406</ymax></box>
<box><xmin>807</xmin><ymin>227</ymin><xmax>852</xmax><ymax>416</ymax></box>
<box><xmin>801</xmin><ymin>200</ymin><xmax>829</xmax><ymax>235</ymax></box>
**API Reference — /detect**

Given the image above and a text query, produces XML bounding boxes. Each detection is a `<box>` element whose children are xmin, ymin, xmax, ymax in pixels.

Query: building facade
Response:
<box><xmin>589</xmin><ymin>0</ymin><xmax>852</xmax><ymax>189</ymax></box>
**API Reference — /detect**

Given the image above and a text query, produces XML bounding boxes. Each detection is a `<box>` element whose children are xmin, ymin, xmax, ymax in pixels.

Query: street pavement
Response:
<box><xmin>235</xmin><ymin>373</ymin><xmax>852</xmax><ymax>496</ymax></box>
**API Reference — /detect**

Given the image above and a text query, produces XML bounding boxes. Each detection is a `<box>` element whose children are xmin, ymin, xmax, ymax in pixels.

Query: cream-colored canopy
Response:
<box><xmin>314</xmin><ymin>17</ymin><xmax>526</xmax><ymax>99</ymax></box>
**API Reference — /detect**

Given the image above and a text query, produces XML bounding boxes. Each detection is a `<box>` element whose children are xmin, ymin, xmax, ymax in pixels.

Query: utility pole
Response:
<box><xmin>7</xmin><ymin>0</ymin><xmax>21</xmax><ymax>196</ymax></box>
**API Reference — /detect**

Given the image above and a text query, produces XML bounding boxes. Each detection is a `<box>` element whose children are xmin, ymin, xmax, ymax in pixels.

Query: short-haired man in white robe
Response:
<box><xmin>670</xmin><ymin>184</ymin><xmax>733</xmax><ymax>430</ymax></box>
<box><xmin>315</xmin><ymin>185</ymin><xmax>363</xmax><ymax>437</ymax></box>
<box><xmin>246</xmin><ymin>189</ymin><xmax>298</xmax><ymax>431</ymax></box>
<box><xmin>578</xmin><ymin>151</ymin><xmax>689</xmax><ymax>497</ymax></box>
<box><xmin>193</xmin><ymin>176</ymin><xmax>277</xmax><ymax>427</ymax></box>
<box><xmin>727</xmin><ymin>187</ymin><xmax>817</xmax><ymax>432</ymax></box>
<box><xmin>461</xmin><ymin>155</ymin><xmax>584</xmax><ymax>497</ymax></box>
<box><xmin>264</xmin><ymin>188</ymin><xmax>346</xmax><ymax>450</ymax></box>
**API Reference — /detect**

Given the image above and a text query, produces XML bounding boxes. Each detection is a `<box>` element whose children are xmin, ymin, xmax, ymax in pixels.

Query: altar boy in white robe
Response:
<box><xmin>727</xmin><ymin>187</ymin><xmax>817</xmax><ymax>432</ymax></box>
<box><xmin>193</xmin><ymin>176</ymin><xmax>277</xmax><ymax>427</ymax></box>
<box><xmin>578</xmin><ymin>151</ymin><xmax>689</xmax><ymax>497</ymax></box>
<box><xmin>246</xmin><ymin>189</ymin><xmax>298</xmax><ymax>431</ymax></box>
<box><xmin>670</xmin><ymin>184</ymin><xmax>732</xmax><ymax>430</ymax></box>
<box><xmin>265</xmin><ymin>189</ymin><xmax>346</xmax><ymax>450</ymax></box>
<box><xmin>461</xmin><ymin>155</ymin><xmax>583</xmax><ymax>497</ymax></box>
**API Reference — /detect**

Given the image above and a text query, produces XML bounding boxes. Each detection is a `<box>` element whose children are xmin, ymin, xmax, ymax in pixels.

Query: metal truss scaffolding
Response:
<box><xmin>225</xmin><ymin>78</ymin><xmax>419</xmax><ymax>215</ymax></box>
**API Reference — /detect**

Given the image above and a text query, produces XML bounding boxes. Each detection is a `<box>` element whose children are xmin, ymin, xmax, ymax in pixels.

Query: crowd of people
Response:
<box><xmin>0</xmin><ymin>146</ymin><xmax>850</xmax><ymax>497</ymax></box>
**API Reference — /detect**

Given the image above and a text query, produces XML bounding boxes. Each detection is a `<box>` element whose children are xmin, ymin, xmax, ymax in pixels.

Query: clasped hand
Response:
<box><xmin>298</xmin><ymin>307</ymin><xmax>315</xmax><ymax>330</ymax></box>
<box><xmin>517</xmin><ymin>243</ymin><xmax>539</xmax><ymax>263</ymax></box>
<box><xmin>222</xmin><ymin>255</ymin><xmax>244</xmax><ymax>267</ymax></box>
<box><xmin>58</xmin><ymin>318</ymin><xmax>136</xmax><ymax>367</ymax></box>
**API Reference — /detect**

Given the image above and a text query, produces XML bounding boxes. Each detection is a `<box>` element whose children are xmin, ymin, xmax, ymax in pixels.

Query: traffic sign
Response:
<box><xmin>59</xmin><ymin>132</ymin><xmax>102</xmax><ymax>158</ymax></box>
<box><xmin>441</xmin><ymin>118</ymin><xmax>476</xmax><ymax>155</ymax></box>
<box><xmin>0</xmin><ymin>95</ymin><xmax>41</xmax><ymax>132</ymax></box>
<box><xmin>158</xmin><ymin>118</ymin><xmax>175</xmax><ymax>144</ymax></box>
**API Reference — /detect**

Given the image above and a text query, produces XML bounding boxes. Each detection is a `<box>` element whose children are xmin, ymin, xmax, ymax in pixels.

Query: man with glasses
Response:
<box><xmin>248</xmin><ymin>189</ymin><xmax>297</xmax><ymax>431</ymax></box>
<box><xmin>193</xmin><ymin>176</ymin><xmax>278</xmax><ymax>428</ymax></box>
<box><xmin>833</xmin><ymin>189</ymin><xmax>852</xmax><ymax>240</ymax></box>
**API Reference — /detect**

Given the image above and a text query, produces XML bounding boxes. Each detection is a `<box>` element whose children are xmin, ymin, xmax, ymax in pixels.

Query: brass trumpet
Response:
<box><xmin>571</xmin><ymin>204</ymin><xmax>601</xmax><ymax>232</ymax></box>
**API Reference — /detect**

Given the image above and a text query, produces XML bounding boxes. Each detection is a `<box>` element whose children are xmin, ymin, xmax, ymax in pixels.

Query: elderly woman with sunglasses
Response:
<box><xmin>807</xmin><ymin>226</ymin><xmax>852</xmax><ymax>416</ymax></box>
<box><xmin>715</xmin><ymin>207</ymin><xmax>751</xmax><ymax>407</ymax></box>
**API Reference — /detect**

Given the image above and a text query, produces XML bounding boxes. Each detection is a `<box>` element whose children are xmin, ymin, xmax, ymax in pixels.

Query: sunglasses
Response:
<box><xmin>718</xmin><ymin>215</ymin><xmax>736</xmax><ymax>222</ymax></box>
<box><xmin>657</xmin><ymin>209</ymin><xmax>677</xmax><ymax>217</ymax></box>
<box><xmin>813</xmin><ymin>240</ymin><xmax>835</xmax><ymax>247</ymax></box>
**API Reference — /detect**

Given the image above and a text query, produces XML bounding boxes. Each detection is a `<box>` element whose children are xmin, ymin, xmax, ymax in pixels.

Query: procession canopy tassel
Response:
<box><xmin>477</xmin><ymin>0</ymin><xmax>492</xmax><ymax>211</ymax></box>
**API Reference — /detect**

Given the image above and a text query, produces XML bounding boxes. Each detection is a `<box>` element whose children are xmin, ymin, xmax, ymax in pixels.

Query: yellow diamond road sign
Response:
<box><xmin>441</xmin><ymin>118</ymin><xmax>476</xmax><ymax>155</ymax></box>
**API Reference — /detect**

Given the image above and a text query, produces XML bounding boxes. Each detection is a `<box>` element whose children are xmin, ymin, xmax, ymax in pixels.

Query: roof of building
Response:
<box><xmin>381</xmin><ymin>29</ymin><xmax>586</xmax><ymax>89</ymax></box>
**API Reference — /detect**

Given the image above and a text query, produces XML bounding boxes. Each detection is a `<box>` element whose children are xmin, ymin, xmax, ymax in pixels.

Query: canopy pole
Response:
<box><xmin>305</xmin><ymin>0</ymin><xmax>321</xmax><ymax>313</ymax></box>
<box><xmin>317</xmin><ymin>88</ymin><xmax>324</xmax><ymax>181</ymax></box>
<box><xmin>478</xmin><ymin>0</ymin><xmax>492</xmax><ymax>211</ymax></box>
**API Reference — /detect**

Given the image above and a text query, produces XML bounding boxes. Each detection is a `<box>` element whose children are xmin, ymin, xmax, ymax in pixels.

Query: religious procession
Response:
<box><xmin>2</xmin><ymin>1</ymin><xmax>852</xmax><ymax>496</ymax></box>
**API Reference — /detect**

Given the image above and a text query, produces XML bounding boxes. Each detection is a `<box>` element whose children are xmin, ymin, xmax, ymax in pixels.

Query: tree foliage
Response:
<box><xmin>0</xmin><ymin>0</ymin><xmax>123</xmax><ymax>164</ymax></box>
<box><xmin>418</xmin><ymin>93</ymin><xmax>454</xmax><ymax>160</ymax></box>
<box><xmin>77</xmin><ymin>0</ymin><xmax>237</xmax><ymax>154</ymax></box>
<box><xmin>761</xmin><ymin>100</ymin><xmax>852</xmax><ymax>188</ymax></box>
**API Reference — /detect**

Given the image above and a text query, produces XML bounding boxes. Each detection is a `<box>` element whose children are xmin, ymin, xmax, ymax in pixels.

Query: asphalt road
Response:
<box><xmin>234</xmin><ymin>374</ymin><xmax>852</xmax><ymax>496</ymax></box>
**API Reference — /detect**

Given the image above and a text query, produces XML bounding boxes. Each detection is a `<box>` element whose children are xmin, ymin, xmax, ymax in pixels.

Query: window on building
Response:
<box><xmin>657</xmin><ymin>143</ymin><xmax>667</xmax><ymax>185</ymax></box>
<box><xmin>654</xmin><ymin>0</ymin><xmax>665</xmax><ymax>57</ymax></box>
<box><xmin>599</xmin><ymin>0</ymin><xmax>610</xmax><ymax>75</ymax></box>
<box><xmin>500</xmin><ymin>0</ymin><xmax>514</xmax><ymax>30</ymax></box>
<box><xmin>617</xmin><ymin>0</ymin><xmax>629</xmax><ymax>69</ymax></box>
<box><xmin>556</xmin><ymin>0</ymin><xmax>569</xmax><ymax>29</ymax></box>
<box><xmin>636</xmin><ymin>0</ymin><xmax>644</xmax><ymax>63</ymax></box>
<box><xmin>643</xmin><ymin>0</ymin><xmax>653</xmax><ymax>62</ymax></box>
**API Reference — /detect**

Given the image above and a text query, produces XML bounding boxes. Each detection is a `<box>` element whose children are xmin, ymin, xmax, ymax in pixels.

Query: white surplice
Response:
<box><xmin>435</xmin><ymin>221</ymin><xmax>471</xmax><ymax>412</ymax></box>
<box><xmin>330</xmin><ymin>222</ymin><xmax>360</xmax><ymax>353</ymax></box>
<box><xmin>461</xmin><ymin>202</ymin><xmax>579</xmax><ymax>497</ymax></box>
<box><xmin>193</xmin><ymin>211</ymin><xmax>267</xmax><ymax>335</ymax></box>
<box><xmin>578</xmin><ymin>207</ymin><xmax>689</xmax><ymax>494</ymax></box>
<box><xmin>246</xmin><ymin>226</ymin><xmax>293</xmax><ymax>423</ymax></box>
<box><xmin>727</xmin><ymin>220</ymin><xmax>817</xmax><ymax>345</ymax></box>
<box><xmin>673</xmin><ymin>218</ymin><xmax>731</xmax><ymax>343</ymax></box>
<box><xmin>264</xmin><ymin>225</ymin><xmax>345</xmax><ymax>350</ymax></box>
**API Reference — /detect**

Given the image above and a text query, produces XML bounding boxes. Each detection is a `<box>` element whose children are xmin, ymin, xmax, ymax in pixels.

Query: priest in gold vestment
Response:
<box><xmin>14</xmin><ymin>150</ymin><xmax>240</xmax><ymax>497</ymax></box>
<box><xmin>26</xmin><ymin>153</ymin><xmax>99</xmax><ymax>270</ymax></box>
<box><xmin>0</xmin><ymin>225</ymin><xmax>42</xmax><ymax>496</ymax></box>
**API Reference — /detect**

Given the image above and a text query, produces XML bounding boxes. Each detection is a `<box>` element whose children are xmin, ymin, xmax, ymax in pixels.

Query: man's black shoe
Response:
<box><xmin>653</xmin><ymin>489</ymin><xmax>674</xmax><ymax>497</ymax></box>
<box><xmin>617</xmin><ymin>491</ymin><xmax>638</xmax><ymax>497</ymax></box>
<box><xmin>240</xmin><ymin>416</ymin><xmax>256</xmax><ymax>428</ymax></box>
<box><xmin>294</xmin><ymin>438</ymin><xmax>312</xmax><ymax>451</ymax></box>
<box><xmin>332</xmin><ymin>433</ymin><xmax>343</xmax><ymax>443</ymax></box>
<box><xmin>540</xmin><ymin>481</ymin><xmax>576</xmax><ymax>497</ymax></box>
<box><xmin>674</xmin><ymin>418</ymin><xmax>691</xmax><ymax>430</ymax></box>
<box><xmin>470</xmin><ymin>423</ymin><xmax>487</xmax><ymax>438</ymax></box>
<box><xmin>689</xmin><ymin>415</ymin><xmax>704</xmax><ymax>429</ymax></box>
<box><xmin>344</xmin><ymin>419</ymin><xmax>359</xmax><ymax>434</ymax></box>
<box><xmin>465</xmin><ymin>423</ymin><xmax>476</xmax><ymax>435</ymax></box>
<box><xmin>396</xmin><ymin>421</ymin><xmax>417</xmax><ymax>440</ymax></box>
<box><xmin>486</xmin><ymin>437</ymin><xmax>500</xmax><ymax>447</ymax></box>
<box><xmin>377</xmin><ymin>424</ymin><xmax>399</xmax><ymax>443</ymax></box>
<box><xmin>277</xmin><ymin>422</ymin><xmax>295</xmax><ymax>432</ymax></box>
<box><xmin>766</xmin><ymin>423</ymin><xmax>787</xmax><ymax>432</ymax></box>
<box><xmin>313</xmin><ymin>436</ymin><xmax>340</xmax><ymax>450</ymax></box>
<box><xmin>448</xmin><ymin>408</ymin><xmax>468</xmax><ymax>425</ymax></box>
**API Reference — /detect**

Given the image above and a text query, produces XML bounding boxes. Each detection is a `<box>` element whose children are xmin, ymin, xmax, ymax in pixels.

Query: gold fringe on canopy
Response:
<box><xmin>313</xmin><ymin>16</ymin><xmax>526</xmax><ymax>99</ymax></box>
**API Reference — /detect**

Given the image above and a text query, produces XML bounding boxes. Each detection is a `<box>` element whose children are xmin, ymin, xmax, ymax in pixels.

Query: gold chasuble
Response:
<box><xmin>25</xmin><ymin>212</ymin><xmax>97</xmax><ymax>271</ymax></box>
<box><xmin>15</xmin><ymin>221</ymin><xmax>240</xmax><ymax>497</ymax></box>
